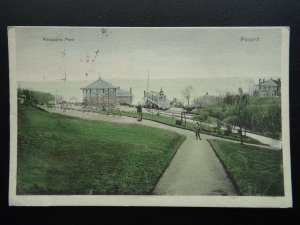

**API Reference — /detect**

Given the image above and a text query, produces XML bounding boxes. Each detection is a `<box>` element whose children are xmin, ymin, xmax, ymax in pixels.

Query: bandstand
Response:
<box><xmin>81</xmin><ymin>78</ymin><xmax>118</xmax><ymax>106</ymax></box>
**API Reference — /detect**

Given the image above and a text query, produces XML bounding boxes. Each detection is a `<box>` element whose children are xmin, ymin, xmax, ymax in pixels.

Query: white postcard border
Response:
<box><xmin>8</xmin><ymin>26</ymin><xmax>292</xmax><ymax>207</ymax></box>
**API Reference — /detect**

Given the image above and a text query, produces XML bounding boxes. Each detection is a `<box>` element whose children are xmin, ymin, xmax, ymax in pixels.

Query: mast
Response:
<box><xmin>147</xmin><ymin>70</ymin><xmax>149</xmax><ymax>94</ymax></box>
<box><xmin>62</xmin><ymin>72</ymin><xmax>67</xmax><ymax>81</ymax></box>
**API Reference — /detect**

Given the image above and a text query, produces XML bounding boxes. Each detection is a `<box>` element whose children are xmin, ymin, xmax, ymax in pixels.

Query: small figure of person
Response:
<box><xmin>195</xmin><ymin>122</ymin><xmax>201</xmax><ymax>140</ymax></box>
<box><xmin>136</xmin><ymin>102</ymin><xmax>143</xmax><ymax>121</ymax></box>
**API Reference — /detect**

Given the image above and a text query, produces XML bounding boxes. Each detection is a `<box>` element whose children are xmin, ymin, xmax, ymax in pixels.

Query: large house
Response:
<box><xmin>255</xmin><ymin>78</ymin><xmax>281</xmax><ymax>97</ymax></box>
<box><xmin>81</xmin><ymin>78</ymin><xmax>133</xmax><ymax>106</ymax></box>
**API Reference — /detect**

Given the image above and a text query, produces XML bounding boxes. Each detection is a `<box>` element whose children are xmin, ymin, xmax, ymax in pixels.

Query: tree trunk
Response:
<box><xmin>240</xmin><ymin>126</ymin><xmax>243</xmax><ymax>144</ymax></box>
<box><xmin>239</xmin><ymin>109</ymin><xmax>243</xmax><ymax>145</ymax></box>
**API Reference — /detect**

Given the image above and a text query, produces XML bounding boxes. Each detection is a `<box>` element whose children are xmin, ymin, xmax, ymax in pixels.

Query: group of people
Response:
<box><xmin>136</xmin><ymin>102</ymin><xmax>202</xmax><ymax>140</ymax></box>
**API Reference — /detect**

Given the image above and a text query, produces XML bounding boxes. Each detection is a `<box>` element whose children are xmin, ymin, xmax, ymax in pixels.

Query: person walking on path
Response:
<box><xmin>195</xmin><ymin>122</ymin><xmax>201</xmax><ymax>140</ymax></box>
<box><xmin>136</xmin><ymin>102</ymin><xmax>143</xmax><ymax>121</ymax></box>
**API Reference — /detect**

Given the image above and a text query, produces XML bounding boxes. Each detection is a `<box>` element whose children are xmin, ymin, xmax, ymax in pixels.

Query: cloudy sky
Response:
<box><xmin>13</xmin><ymin>27</ymin><xmax>283</xmax><ymax>81</ymax></box>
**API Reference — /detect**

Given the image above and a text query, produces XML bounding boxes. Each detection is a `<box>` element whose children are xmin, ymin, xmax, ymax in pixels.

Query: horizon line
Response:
<box><xmin>17</xmin><ymin>76</ymin><xmax>280</xmax><ymax>82</ymax></box>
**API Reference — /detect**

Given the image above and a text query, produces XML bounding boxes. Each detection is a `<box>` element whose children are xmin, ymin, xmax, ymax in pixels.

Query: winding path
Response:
<box><xmin>43</xmin><ymin>107</ymin><xmax>240</xmax><ymax>195</ymax></box>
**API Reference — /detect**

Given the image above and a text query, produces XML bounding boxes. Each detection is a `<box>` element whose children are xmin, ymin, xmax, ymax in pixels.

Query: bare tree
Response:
<box><xmin>55</xmin><ymin>94</ymin><xmax>64</xmax><ymax>104</ymax></box>
<box><xmin>182</xmin><ymin>86</ymin><xmax>193</xmax><ymax>106</ymax></box>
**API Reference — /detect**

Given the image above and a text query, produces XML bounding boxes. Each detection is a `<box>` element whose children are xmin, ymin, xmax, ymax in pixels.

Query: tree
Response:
<box><xmin>182</xmin><ymin>86</ymin><xmax>193</xmax><ymax>106</ymax></box>
<box><xmin>225</xmin><ymin>88</ymin><xmax>249</xmax><ymax>144</ymax></box>
<box><xmin>55</xmin><ymin>94</ymin><xmax>64</xmax><ymax>104</ymax></box>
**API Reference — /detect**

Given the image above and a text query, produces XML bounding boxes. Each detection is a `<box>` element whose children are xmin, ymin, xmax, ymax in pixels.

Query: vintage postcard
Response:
<box><xmin>8</xmin><ymin>26</ymin><xmax>292</xmax><ymax>207</ymax></box>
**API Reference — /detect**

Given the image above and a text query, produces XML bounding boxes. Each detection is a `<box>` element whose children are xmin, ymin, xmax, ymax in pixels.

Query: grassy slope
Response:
<box><xmin>208</xmin><ymin>139</ymin><xmax>284</xmax><ymax>196</ymax></box>
<box><xmin>17</xmin><ymin>104</ymin><xmax>185</xmax><ymax>195</ymax></box>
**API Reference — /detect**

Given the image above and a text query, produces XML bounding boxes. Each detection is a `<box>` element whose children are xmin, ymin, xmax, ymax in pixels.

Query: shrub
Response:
<box><xmin>224</xmin><ymin>124</ymin><xmax>232</xmax><ymax>136</ymax></box>
<box><xmin>217</xmin><ymin>120</ymin><xmax>222</xmax><ymax>128</ymax></box>
<box><xmin>175</xmin><ymin>120</ymin><xmax>182</xmax><ymax>125</ymax></box>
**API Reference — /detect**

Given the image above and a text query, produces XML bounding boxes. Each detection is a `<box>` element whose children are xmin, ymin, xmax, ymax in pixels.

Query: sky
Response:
<box><xmin>13</xmin><ymin>27</ymin><xmax>283</xmax><ymax>81</ymax></box>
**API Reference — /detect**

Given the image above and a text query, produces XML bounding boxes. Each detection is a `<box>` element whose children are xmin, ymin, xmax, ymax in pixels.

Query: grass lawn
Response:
<box><xmin>117</xmin><ymin>110</ymin><xmax>262</xmax><ymax>145</ymax></box>
<box><xmin>17</xmin><ymin>104</ymin><xmax>185</xmax><ymax>195</ymax></box>
<box><xmin>119</xmin><ymin>110</ymin><xmax>177</xmax><ymax>124</ymax></box>
<box><xmin>208</xmin><ymin>139</ymin><xmax>284</xmax><ymax>196</ymax></box>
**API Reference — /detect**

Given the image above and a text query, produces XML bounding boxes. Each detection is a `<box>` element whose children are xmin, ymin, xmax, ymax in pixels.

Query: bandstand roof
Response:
<box><xmin>82</xmin><ymin>79</ymin><xmax>117</xmax><ymax>90</ymax></box>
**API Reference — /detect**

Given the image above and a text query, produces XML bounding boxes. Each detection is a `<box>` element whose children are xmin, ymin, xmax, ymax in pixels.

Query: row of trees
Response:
<box><xmin>18</xmin><ymin>89</ymin><xmax>55</xmax><ymax>105</ymax></box>
<box><xmin>18</xmin><ymin>89</ymin><xmax>81</xmax><ymax>106</ymax></box>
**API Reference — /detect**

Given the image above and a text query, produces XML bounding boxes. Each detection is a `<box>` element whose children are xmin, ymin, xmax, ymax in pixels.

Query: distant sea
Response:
<box><xmin>18</xmin><ymin>77</ymin><xmax>257</xmax><ymax>104</ymax></box>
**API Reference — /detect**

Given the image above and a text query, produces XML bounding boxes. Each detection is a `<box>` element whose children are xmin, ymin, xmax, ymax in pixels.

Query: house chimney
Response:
<box><xmin>130</xmin><ymin>87</ymin><xmax>132</xmax><ymax>94</ymax></box>
<box><xmin>263</xmin><ymin>78</ymin><xmax>265</xmax><ymax>82</ymax></box>
<box><xmin>259</xmin><ymin>79</ymin><xmax>261</xmax><ymax>84</ymax></box>
<box><xmin>144</xmin><ymin>90</ymin><xmax>146</xmax><ymax>97</ymax></box>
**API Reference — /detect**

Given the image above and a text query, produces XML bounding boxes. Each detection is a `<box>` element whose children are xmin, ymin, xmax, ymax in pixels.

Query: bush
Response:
<box><xmin>224</xmin><ymin>124</ymin><xmax>232</xmax><ymax>136</ymax></box>
<box><xmin>175</xmin><ymin>120</ymin><xmax>182</xmax><ymax>125</ymax></box>
<box><xmin>211</xmin><ymin>126</ymin><xmax>223</xmax><ymax>135</ymax></box>
<box><xmin>193</xmin><ymin>114</ymin><xmax>207</xmax><ymax>122</ymax></box>
<box><xmin>217</xmin><ymin>120</ymin><xmax>222</xmax><ymax>128</ymax></box>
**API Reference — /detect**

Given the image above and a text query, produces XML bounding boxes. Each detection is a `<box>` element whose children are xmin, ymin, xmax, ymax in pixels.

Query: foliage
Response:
<box><xmin>17</xmin><ymin>104</ymin><xmax>185</xmax><ymax>195</ymax></box>
<box><xmin>223</xmin><ymin>90</ymin><xmax>249</xmax><ymax>144</ymax></box>
<box><xmin>209</xmin><ymin>139</ymin><xmax>284</xmax><ymax>196</ymax></box>
<box><xmin>194</xmin><ymin>94</ymin><xmax>221</xmax><ymax>108</ymax></box>
<box><xmin>18</xmin><ymin>89</ymin><xmax>55</xmax><ymax>105</ymax></box>
<box><xmin>224</xmin><ymin>124</ymin><xmax>232</xmax><ymax>136</ymax></box>
<box><xmin>175</xmin><ymin>119</ymin><xmax>182</xmax><ymax>125</ymax></box>
<box><xmin>195</xmin><ymin>93</ymin><xmax>281</xmax><ymax>139</ymax></box>
<box><xmin>242</xmin><ymin>98</ymin><xmax>281</xmax><ymax>139</ymax></box>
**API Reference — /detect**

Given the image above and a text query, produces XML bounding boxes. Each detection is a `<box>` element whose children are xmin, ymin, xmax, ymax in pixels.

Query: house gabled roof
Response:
<box><xmin>259</xmin><ymin>79</ymin><xmax>280</xmax><ymax>87</ymax></box>
<box><xmin>82</xmin><ymin>79</ymin><xmax>117</xmax><ymax>90</ymax></box>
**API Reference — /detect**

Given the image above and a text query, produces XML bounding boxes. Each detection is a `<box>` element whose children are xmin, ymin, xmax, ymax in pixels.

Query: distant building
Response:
<box><xmin>143</xmin><ymin>88</ymin><xmax>170</xmax><ymax>109</ymax></box>
<box><xmin>81</xmin><ymin>78</ymin><xmax>133</xmax><ymax>106</ymax></box>
<box><xmin>255</xmin><ymin>78</ymin><xmax>281</xmax><ymax>97</ymax></box>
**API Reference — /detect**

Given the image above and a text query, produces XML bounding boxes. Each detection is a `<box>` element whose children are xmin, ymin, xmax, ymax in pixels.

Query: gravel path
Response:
<box><xmin>43</xmin><ymin>107</ymin><xmax>238</xmax><ymax>195</ymax></box>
